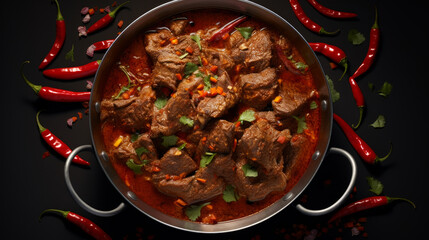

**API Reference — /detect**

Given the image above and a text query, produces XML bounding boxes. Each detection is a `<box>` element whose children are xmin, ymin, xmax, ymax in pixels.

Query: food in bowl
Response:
<box><xmin>99</xmin><ymin>9</ymin><xmax>321</xmax><ymax>223</ymax></box>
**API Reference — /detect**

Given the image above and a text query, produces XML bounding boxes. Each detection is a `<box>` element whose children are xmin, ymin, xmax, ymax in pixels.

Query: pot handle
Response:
<box><xmin>64</xmin><ymin>145</ymin><xmax>126</xmax><ymax>217</ymax></box>
<box><xmin>295</xmin><ymin>147</ymin><xmax>357</xmax><ymax>216</ymax></box>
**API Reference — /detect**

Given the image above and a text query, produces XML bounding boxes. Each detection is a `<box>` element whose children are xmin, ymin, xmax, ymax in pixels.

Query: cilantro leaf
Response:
<box><xmin>65</xmin><ymin>44</ymin><xmax>75</xmax><ymax>62</ymax></box>
<box><xmin>292</xmin><ymin>116</ymin><xmax>307</xmax><ymax>134</ymax></box>
<box><xmin>294</xmin><ymin>61</ymin><xmax>308</xmax><ymax>72</ymax></box>
<box><xmin>135</xmin><ymin>147</ymin><xmax>150</xmax><ymax>157</ymax></box>
<box><xmin>378</xmin><ymin>82</ymin><xmax>393</xmax><ymax>97</ymax></box>
<box><xmin>200</xmin><ymin>152</ymin><xmax>216</xmax><ymax>168</ymax></box>
<box><xmin>370</xmin><ymin>115</ymin><xmax>386</xmax><ymax>128</ymax></box>
<box><xmin>190</xmin><ymin>34</ymin><xmax>202</xmax><ymax>50</ymax></box>
<box><xmin>184</xmin><ymin>62</ymin><xmax>199</xmax><ymax>77</ymax></box>
<box><xmin>126</xmin><ymin>159</ymin><xmax>147</xmax><ymax>175</ymax></box>
<box><xmin>154</xmin><ymin>97</ymin><xmax>168</xmax><ymax>109</ymax></box>
<box><xmin>242</xmin><ymin>164</ymin><xmax>258</xmax><ymax>177</ymax></box>
<box><xmin>179</xmin><ymin>116</ymin><xmax>194</xmax><ymax>127</ymax></box>
<box><xmin>310</xmin><ymin>101</ymin><xmax>318</xmax><ymax>110</ymax></box>
<box><xmin>130</xmin><ymin>133</ymin><xmax>139</xmax><ymax>142</ymax></box>
<box><xmin>367</xmin><ymin>176</ymin><xmax>384</xmax><ymax>195</ymax></box>
<box><xmin>236</xmin><ymin>27</ymin><xmax>254</xmax><ymax>40</ymax></box>
<box><xmin>177</xmin><ymin>143</ymin><xmax>187</xmax><ymax>150</ymax></box>
<box><xmin>162</xmin><ymin>135</ymin><xmax>178</xmax><ymax>148</ymax></box>
<box><xmin>185</xmin><ymin>202</ymin><xmax>210</xmax><ymax>221</ymax></box>
<box><xmin>238</xmin><ymin>109</ymin><xmax>255</xmax><ymax>124</ymax></box>
<box><xmin>348</xmin><ymin>29</ymin><xmax>365</xmax><ymax>45</ymax></box>
<box><xmin>326</xmin><ymin>75</ymin><xmax>340</xmax><ymax>103</ymax></box>
<box><xmin>223</xmin><ymin>184</ymin><xmax>239</xmax><ymax>203</ymax></box>
<box><xmin>203</xmin><ymin>75</ymin><xmax>212</xmax><ymax>91</ymax></box>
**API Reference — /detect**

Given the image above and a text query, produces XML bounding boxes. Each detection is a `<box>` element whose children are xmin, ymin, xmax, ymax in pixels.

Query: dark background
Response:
<box><xmin>2</xmin><ymin>0</ymin><xmax>428</xmax><ymax>239</ymax></box>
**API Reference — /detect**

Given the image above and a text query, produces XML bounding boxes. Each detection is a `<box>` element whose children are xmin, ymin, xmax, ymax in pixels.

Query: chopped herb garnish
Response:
<box><xmin>179</xmin><ymin>52</ymin><xmax>189</xmax><ymax>59</ymax></box>
<box><xmin>237</xmin><ymin>109</ymin><xmax>255</xmax><ymax>124</ymax></box>
<box><xmin>113</xmin><ymin>65</ymin><xmax>133</xmax><ymax>99</ymax></box>
<box><xmin>126</xmin><ymin>159</ymin><xmax>147</xmax><ymax>175</ymax></box>
<box><xmin>179</xmin><ymin>116</ymin><xmax>194</xmax><ymax>127</ymax></box>
<box><xmin>190</xmin><ymin>34</ymin><xmax>202</xmax><ymax>50</ymax></box>
<box><xmin>242</xmin><ymin>164</ymin><xmax>258</xmax><ymax>177</ymax></box>
<box><xmin>326</xmin><ymin>75</ymin><xmax>340</xmax><ymax>103</ymax></box>
<box><xmin>370</xmin><ymin>115</ymin><xmax>386</xmax><ymax>128</ymax></box>
<box><xmin>65</xmin><ymin>44</ymin><xmax>75</xmax><ymax>62</ymax></box>
<box><xmin>367</xmin><ymin>176</ymin><xmax>384</xmax><ymax>195</ymax></box>
<box><xmin>378</xmin><ymin>82</ymin><xmax>393</xmax><ymax>97</ymax></box>
<box><xmin>154</xmin><ymin>96</ymin><xmax>168</xmax><ymax>109</ymax></box>
<box><xmin>294</xmin><ymin>61</ymin><xmax>308</xmax><ymax>72</ymax></box>
<box><xmin>310</xmin><ymin>101</ymin><xmax>318</xmax><ymax>110</ymax></box>
<box><xmin>185</xmin><ymin>202</ymin><xmax>210</xmax><ymax>221</ymax></box>
<box><xmin>200</xmin><ymin>152</ymin><xmax>216</xmax><ymax>168</ymax></box>
<box><xmin>292</xmin><ymin>116</ymin><xmax>307</xmax><ymax>134</ymax></box>
<box><xmin>223</xmin><ymin>184</ymin><xmax>239</xmax><ymax>202</ymax></box>
<box><xmin>162</xmin><ymin>135</ymin><xmax>178</xmax><ymax>148</ymax></box>
<box><xmin>348</xmin><ymin>29</ymin><xmax>365</xmax><ymax>45</ymax></box>
<box><xmin>130</xmin><ymin>133</ymin><xmax>139</xmax><ymax>142</ymax></box>
<box><xmin>177</xmin><ymin>143</ymin><xmax>187</xmax><ymax>150</ymax></box>
<box><xmin>184</xmin><ymin>62</ymin><xmax>199</xmax><ymax>77</ymax></box>
<box><xmin>135</xmin><ymin>146</ymin><xmax>150</xmax><ymax>157</ymax></box>
<box><xmin>203</xmin><ymin>75</ymin><xmax>212</xmax><ymax>91</ymax></box>
<box><xmin>236</xmin><ymin>27</ymin><xmax>254</xmax><ymax>40</ymax></box>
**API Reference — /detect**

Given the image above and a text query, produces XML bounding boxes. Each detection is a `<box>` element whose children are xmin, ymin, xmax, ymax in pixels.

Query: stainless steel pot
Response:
<box><xmin>64</xmin><ymin>0</ymin><xmax>357</xmax><ymax>233</ymax></box>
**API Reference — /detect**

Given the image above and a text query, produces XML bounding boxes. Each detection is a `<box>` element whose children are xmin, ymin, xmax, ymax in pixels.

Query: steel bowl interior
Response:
<box><xmin>89</xmin><ymin>0</ymin><xmax>332</xmax><ymax>233</ymax></box>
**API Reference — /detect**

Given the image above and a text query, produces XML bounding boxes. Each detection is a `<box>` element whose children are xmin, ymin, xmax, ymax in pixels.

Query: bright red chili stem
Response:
<box><xmin>36</xmin><ymin>111</ymin><xmax>90</xmax><ymax>166</ymax></box>
<box><xmin>208</xmin><ymin>15</ymin><xmax>247</xmax><ymax>42</ymax></box>
<box><xmin>40</xmin><ymin>209</ymin><xmax>111</xmax><ymax>240</ymax></box>
<box><xmin>328</xmin><ymin>196</ymin><xmax>415</xmax><ymax>223</ymax></box>
<box><xmin>306</xmin><ymin>0</ymin><xmax>357</xmax><ymax>18</ymax></box>
<box><xmin>86</xmin><ymin>1</ymin><xmax>130</xmax><ymax>34</ymax></box>
<box><xmin>333</xmin><ymin>113</ymin><xmax>392</xmax><ymax>164</ymax></box>
<box><xmin>22</xmin><ymin>61</ymin><xmax>90</xmax><ymax>102</ymax></box>
<box><xmin>289</xmin><ymin>0</ymin><xmax>339</xmax><ymax>35</ymax></box>
<box><xmin>351</xmin><ymin>7</ymin><xmax>380</xmax><ymax>80</ymax></box>
<box><xmin>309</xmin><ymin>42</ymin><xmax>348</xmax><ymax>80</ymax></box>
<box><xmin>43</xmin><ymin>60</ymin><xmax>101</xmax><ymax>80</ymax></box>
<box><xmin>39</xmin><ymin>0</ymin><xmax>66</xmax><ymax>70</ymax></box>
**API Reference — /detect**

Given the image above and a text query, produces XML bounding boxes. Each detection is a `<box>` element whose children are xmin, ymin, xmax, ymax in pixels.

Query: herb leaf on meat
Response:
<box><xmin>184</xmin><ymin>62</ymin><xmax>199</xmax><ymax>77</ymax></box>
<box><xmin>154</xmin><ymin>96</ymin><xmax>168</xmax><ymax>109</ymax></box>
<box><xmin>200</xmin><ymin>152</ymin><xmax>216</xmax><ymax>168</ymax></box>
<box><xmin>292</xmin><ymin>116</ymin><xmax>307</xmax><ymax>134</ymax></box>
<box><xmin>135</xmin><ymin>147</ymin><xmax>150</xmax><ymax>157</ymax></box>
<box><xmin>223</xmin><ymin>184</ymin><xmax>240</xmax><ymax>202</ymax></box>
<box><xmin>238</xmin><ymin>109</ymin><xmax>255</xmax><ymax>124</ymax></box>
<box><xmin>185</xmin><ymin>202</ymin><xmax>210</xmax><ymax>221</ymax></box>
<box><xmin>190</xmin><ymin>34</ymin><xmax>202</xmax><ymax>50</ymax></box>
<box><xmin>126</xmin><ymin>159</ymin><xmax>147</xmax><ymax>175</ymax></box>
<box><xmin>179</xmin><ymin>116</ymin><xmax>194</xmax><ymax>127</ymax></box>
<box><xmin>242</xmin><ymin>164</ymin><xmax>258</xmax><ymax>177</ymax></box>
<box><xmin>162</xmin><ymin>135</ymin><xmax>178</xmax><ymax>147</ymax></box>
<box><xmin>236</xmin><ymin>27</ymin><xmax>254</xmax><ymax>40</ymax></box>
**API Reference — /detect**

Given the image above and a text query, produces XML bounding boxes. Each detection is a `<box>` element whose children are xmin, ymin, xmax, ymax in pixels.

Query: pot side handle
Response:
<box><xmin>295</xmin><ymin>147</ymin><xmax>357</xmax><ymax>216</ymax></box>
<box><xmin>64</xmin><ymin>144</ymin><xmax>125</xmax><ymax>217</ymax></box>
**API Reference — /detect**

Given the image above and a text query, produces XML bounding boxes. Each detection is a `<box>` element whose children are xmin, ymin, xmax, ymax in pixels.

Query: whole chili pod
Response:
<box><xmin>86</xmin><ymin>1</ymin><xmax>130</xmax><ymax>35</ymax></box>
<box><xmin>309</xmin><ymin>42</ymin><xmax>348</xmax><ymax>80</ymax></box>
<box><xmin>39</xmin><ymin>0</ymin><xmax>66</xmax><ymax>70</ymax></box>
<box><xmin>289</xmin><ymin>0</ymin><xmax>339</xmax><ymax>35</ymax></box>
<box><xmin>208</xmin><ymin>15</ymin><xmax>248</xmax><ymax>42</ymax></box>
<box><xmin>274</xmin><ymin>44</ymin><xmax>304</xmax><ymax>75</ymax></box>
<box><xmin>351</xmin><ymin>8</ymin><xmax>380</xmax><ymax>80</ymax></box>
<box><xmin>40</xmin><ymin>209</ymin><xmax>111</xmax><ymax>240</ymax></box>
<box><xmin>43</xmin><ymin>60</ymin><xmax>101</xmax><ymax>80</ymax></box>
<box><xmin>328</xmin><ymin>196</ymin><xmax>415</xmax><ymax>223</ymax></box>
<box><xmin>86</xmin><ymin>39</ymin><xmax>115</xmax><ymax>57</ymax></box>
<box><xmin>349</xmin><ymin>77</ymin><xmax>365</xmax><ymax>128</ymax></box>
<box><xmin>333</xmin><ymin>113</ymin><xmax>391</xmax><ymax>164</ymax></box>
<box><xmin>36</xmin><ymin>111</ymin><xmax>90</xmax><ymax>166</ymax></box>
<box><xmin>306</xmin><ymin>0</ymin><xmax>357</xmax><ymax>18</ymax></box>
<box><xmin>22</xmin><ymin>61</ymin><xmax>90</xmax><ymax>102</ymax></box>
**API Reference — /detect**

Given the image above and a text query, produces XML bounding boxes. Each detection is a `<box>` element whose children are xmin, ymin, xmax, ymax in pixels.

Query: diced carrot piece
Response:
<box><xmin>122</xmin><ymin>92</ymin><xmax>130</xmax><ymax>99</ymax></box>
<box><xmin>235</xmin><ymin>121</ymin><xmax>241</xmax><ymax>128</ymax></box>
<box><xmin>205</xmin><ymin>204</ymin><xmax>213</xmax><ymax>210</ymax></box>
<box><xmin>202</xmin><ymin>57</ymin><xmax>209</xmax><ymax>66</ymax></box>
<box><xmin>232</xmin><ymin>139</ymin><xmax>237</xmax><ymax>152</ymax></box>
<box><xmin>197</xmin><ymin>84</ymin><xmax>204</xmax><ymax>90</ymax></box>
<box><xmin>210</xmin><ymin>76</ymin><xmax>217</xmax><ymax>83</ymax></box>
<box><xmin>196</xmin><ymin>178</ymin><xmax>207</xmax><ymax>183</ymax></box>
<box><xmin>209</xmin><ymin>87</ymin><xmax>218</xmax><ymax>96</ymax></box>
<box><xmin>175</xmin><ymin>51</ymin><xmax>182</xmax><ymax>56</ymax></box>
<box><xmin>160</xmin><ymin>39</ymin><xmax>167</xmax><ymax>46</ymax></box>
<box><xmin>201</xmin><ymin>137</ymin><xmax>207</xmax><ymax>142</ymax></box>
<box><xmin>185</xmin><ymin>46</ymin><xmax>193</xmax><ymax>54</ymax></box>
<box><xmin>170</xmin><ymin>37</ymin><xmax>179</xmax><ymax>45</ymax></box>
<box><xmin>174</xmin><ymin>198</ymin><xmax>187</xmax><ymax>207</ymax></box>
<box><xmin>277</xmin><ymin>135</ymin><xmax>287</xmax><ymax>144</ymax></box>
<box><xmin>88</xmin><ymin>8</ymin><xmax>95</xmax><ymax>15</ymax></box>
<box><xmin>235</xmin><ymin>64</ymin><xmax>242</xmax><ymax>73</ymax></box>
<box><xmin>273</xmin><ymin>96</ymin><xmax>282</xmax><ymax>103</ymax></box>
<box><xmin>175</xmin><ymin>73</ymin><xmax>183</xmax><ymax>81</ymax></box>
<box><xmin>151</xmin><ymin>166</ymin><xmax>161</xmax><ymax>172</ymax></box>
<box><xmin>117</xmin><ymin>20</ymin><xmax>124</xmax><ymax>28</ymax></box>
<box><xmin>278</xmin><ymin>78</ymin><xmax>283</xmax><ymax>84</ymax></box>
<box><xmin>216</xmin><ymin>86</ymin><xmax>224</xmax><ymax>95</ymax></box>
<box><xmin>165</xmin><ymin>174</ymin><xmax>170</xmax><ymax>180</ymax></box>
<box><xmin>210</xmin><ymin>65</ymin><xmax>218</xmax><ymax>74</ymax></box>
<box><xmin>208</xmin><ymin>145</ymin><xmax>214</xmax><ymax>151</ymax></box>
<box><xmin>72</xmin><ymin>116</ymin><xmax>78</xmax><ymax>122</ymax></box>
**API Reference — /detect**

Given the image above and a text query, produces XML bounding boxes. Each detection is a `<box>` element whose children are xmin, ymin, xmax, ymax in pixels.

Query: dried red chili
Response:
<box><xmin>274</xmin><ymin>44</ymin><xmax>303</xmax><ymax>75</ymax></box>
<box><xmin>306</xmin><ymin>0</ymin><xmax>357</xmax><ymax>18</ymax></box>
<box><xmin>86</xmin><ymin>1</ymin><xmax>129</xmax><ymax>35</ymax></box>
<box><xmin>42</xmin><ymin>60</ymin><xmax>101</xmax><ymax>80</ymax></box>
<box><xmin>329</xmin><ymin>196</ymin><xmax>415</xmax><ymax>223</ymax></box>
<box><xmin>309</xmin><ymin>42</ymin><xmax>348</xmax><ymax>80</ymax></box>
<box><xmin>22</xmin><ymin>61</ymin><xmax>90</xmax><ymax>102</ymax></box>
<box><xmin>289</xmin><ymin>0</ymin><xmax>339</xmax><ymax>35</ymax></box>
<box><xmin>333</xmin><ymin>113</ymin><xmax>391</xmax><ymax>164</ymax></box>
<box><xmin>40</xmin><ymin>209</ymin><xmax>111</xmax><ymax>240</ymax></box>
<box><xmin>38</xmin><ymin>0</ymin><xmax>66</xmax><ymax>69</ymax></box>
<box><xmin>208</xmin><ymin>15</ymin><xmax>247</xmax><ymax>42</ymax></box>
<box><xmin>36</xmin><ymin>111</ymin><xmax>90</xmax><ymax>166</ymax></box>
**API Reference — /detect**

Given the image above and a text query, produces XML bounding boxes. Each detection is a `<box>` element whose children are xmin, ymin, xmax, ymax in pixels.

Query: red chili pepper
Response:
<box><xmin>87</xmin><ymin>39</ymin><xmax>115</xmax><ymax>57</ymax></box>
<box><xmin>306</xmin><ymin>0</ymin><xmax>357</xmax><ymax>18</ymax></box>
<box><xmin>351</xmin><ymin>8</ymin><xmax>380</xmax><ymax>80</ymax></box>
<box><xmin>86</xmin><ymin>1</ymin><xmax>130</xmax><ymax>35</ymax></box>
<box><xmin>274</xmin><ymin>44</ymin><xmax>303</xmax><ymax>75</ymax></box>
<box><xmin>42</xmin><ymin>60</ymin><xmax>101</xmax><ymax>80</ymax></box>
<box><xmin>328</xmin><ymin>196</ymin><xmax>415</xmax><ymax>223</ymax></box>
<box><xmin>22</xmin><ymin>61</ymin><xmax>90</xmax><ymax>102</ymax></box>
<box><xmin>309</xmin><ymin>42</ymin><xmax>348</xmax><ymax>80</ymax></box>
<box><xmin>348</xmin><ymin>77</ymin><xmax>365</xmax><ymax>128</ymax></box>
<box><xmin>40</xmin><ymin>209</ymin><xmax>111</xmax><ymax>240</ymax></box>
<box><xmin>38</xmin><ymin>0</ymin><xmax>66</xmax><ymax>70</ymax></box>
<box><xmin>36</xmin><ymin>111</ymin><xmax>90</xmax><ymax>166</ymax></box>
<box><xmin>208</xmin><ymin>15</ymin><xmax>248</xmax><ymax>42</ymax></box>
<box><xmin>333</xmin><ymin>113</ymin><xmax>391</xmax><ymax>164</ymax></box>
<box><xmin>289</xmin><ymin>0</ymin><xmax>339</xmax><ymax>35</ymax></box>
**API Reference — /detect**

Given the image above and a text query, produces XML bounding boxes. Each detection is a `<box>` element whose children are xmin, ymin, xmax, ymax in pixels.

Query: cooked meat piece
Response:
<box><xmin>272</xmin><ymin>79</ymin><xmax>314</xmax><ymax>118</ymax></box>
<box><xmin>132</xmin><ymin>133</ymin><xmax>158</xmax><ymax>162</ymax></box>
<box><xmin>236</xmin><ymin>119</ymin><xmax>291</xmax><ymax>175</ymax></box>
<box><xmin>204</xmin><ymin>120</ymin><xmax>235</xmax><ymax>154</ymax></box>
<box><xmin>255</xmin><ymin>111</ymin><xmax>277</xmax><ymax>125</ymax></box>
<box><xmin>100</xmin><ymin>86</ymin><xmax>155</xmax><ymax>133</ymax></box>
<box><xmin>239</xmin><ymin>68</ymin><xmax>278</xmax><ymax>110</ymax></box>
<box><xmin>150</xmin><ymin>90</ymin><xmax>195</xmax><ymax>137</ymax></box>
<box><xmin>177</xmin><ymin>74</ymin><xmax>203</xmax><ymax>93</ymax></box>
<box><xmin>170</xmin><ymin>19</ymin><xmax>188</xmax><ymax>35</ymax></box>
<box><xmin>144</xmin><ymin>29</ymin><xmax>174</xmax><ymax>61</ymax></box>
<box><xmin>204</xmin><ymin>47</ymin><xmax>235</xmax><ymax>71</ymax></box>
<box><xmin>208</xmin><ymin>153</ymin><xmax>235</xmax><ymax>182</ymax></box>
<box><xmin>152</xmin><ymin>147</ymin><xmax>198</xmax><ymax>181</ymax></box>
<box><xmin>151</xmin><ymin>52</ymin><xmax>187</xmax><ymax>90</ymax></box>
<box><xmin>110</xmin><ymin>135</ymin><xmax>136</xmax><ymax>163</ymax></box>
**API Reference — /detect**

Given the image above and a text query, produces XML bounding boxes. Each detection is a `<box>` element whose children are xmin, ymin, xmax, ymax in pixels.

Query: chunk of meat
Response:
<box><xmin>144</xmin><ymin>29</ymin><xmax>174</xmax><ymax>61</ymax></box>
<box><xmin>239</xmin><ymin>67</ymin><xmax>278</xmax><ymax>110</ymax></box>
<box><xmin>151</xmin><ymin>52</ymin><xmax>187</xmax><ymax>90</ymax></box>
<box><xmin>152</xmin><ymin>147</ymin><xmax>198</xmax><ymax>181</ymax></box>
<box><xmin>170</xmin><ymin>19</ymin><xmax>188</xmax><ymax>36</ymax></box>
<box><xmin>100</xmin><ymin>86</ymin><xmax>155</xmax><ymax>133</ymax></box>
<box><xmin>204</xmin><ymin>120</ymin><xmax>235</xmax><ymax>154</ymax></box>
<box><xmin>272</xmin><ymin>79</ymin><xmax>314</xmax><ymax>118</ymax></box>
<box><xmin>203</xmin><ymin>47</ymin><xmax>235</xmax><ymax>72</ymax></box>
